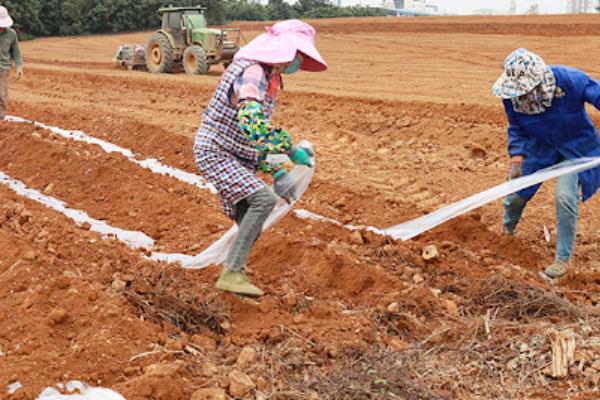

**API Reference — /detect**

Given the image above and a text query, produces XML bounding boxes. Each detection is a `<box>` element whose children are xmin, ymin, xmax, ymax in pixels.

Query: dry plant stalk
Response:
<box><xmin>547</xmin><ymin>329</ymin><xmax>576</xmax><ymax>378</ymax></box>
<box><xmin>124</xmin><ymin>289</ymin><xmax>226</xmax><ymax>335</ymax></box>
<box><xmin>471</xmin><ymin>276</ymin><xmax>584</xmax><ymax>321</ymax></box>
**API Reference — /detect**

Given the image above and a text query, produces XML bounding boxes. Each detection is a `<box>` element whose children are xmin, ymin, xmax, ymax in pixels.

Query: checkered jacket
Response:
<box><xmin>194</xmin><ymin>59</ymin><xmax>278</xmax><ymax>219</ymax></box>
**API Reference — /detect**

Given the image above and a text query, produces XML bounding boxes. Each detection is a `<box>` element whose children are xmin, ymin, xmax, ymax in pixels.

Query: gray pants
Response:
<box><xmin>0</xmin><ymin>70</ymin><xmax>8</xmax><ymax>119</ymax></box>
<box><xmin>225</xmin><ymin>186</ymin><xmax>277</xmax><ymax>271</ymax></box>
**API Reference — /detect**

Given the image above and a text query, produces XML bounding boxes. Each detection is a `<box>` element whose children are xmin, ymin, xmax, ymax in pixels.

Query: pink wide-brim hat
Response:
<box><xmin>0</xmin><ymin>6</ymin><xmax>13</xmax><ymax>28</ymax></box>
<box><xmin>234</xmin><ymin>19</ymin><xmax>327</xmax><ymax>72</ymax></box>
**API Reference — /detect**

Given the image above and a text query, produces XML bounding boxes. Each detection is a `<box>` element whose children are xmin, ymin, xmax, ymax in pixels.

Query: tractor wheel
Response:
<box><xmin>183</xmin><ymin>45</ymin><xmax>209</xmax><ymax>75</ymax></box>
<box><xmin>146</xmin><ymin>33</ymin><xmax>174</xmax><ymax>74</ymax></box>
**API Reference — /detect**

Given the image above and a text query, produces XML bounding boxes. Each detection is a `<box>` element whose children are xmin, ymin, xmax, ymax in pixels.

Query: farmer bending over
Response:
<box><xmin>194</xmin><ymin>20</ymin><xmax>327</xmax><ymax>296</ymax></box>
<box><xmin>493</xmin><ymin>48</ymin><xmax>600</xmax><ymax>279</ymax></box>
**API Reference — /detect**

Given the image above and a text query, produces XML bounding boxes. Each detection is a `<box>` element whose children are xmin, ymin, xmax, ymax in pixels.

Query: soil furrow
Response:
<box><xmin>0</xmin><ymin>121</ymin><xmax>229</xmax><ymax>253</ymax></box>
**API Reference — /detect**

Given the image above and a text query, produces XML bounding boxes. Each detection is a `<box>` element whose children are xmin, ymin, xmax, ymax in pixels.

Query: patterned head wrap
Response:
<box><xmin>492</xmin><ymin>48</ymin><xmax>557</xmax><ymax>114</ymax></box>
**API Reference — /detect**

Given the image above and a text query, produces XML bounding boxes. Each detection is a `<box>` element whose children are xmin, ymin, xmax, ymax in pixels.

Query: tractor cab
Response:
<box><xmin>160</xmin><ymin>6</ymin><xmax>205</xmax><ymax>45</ymax></box>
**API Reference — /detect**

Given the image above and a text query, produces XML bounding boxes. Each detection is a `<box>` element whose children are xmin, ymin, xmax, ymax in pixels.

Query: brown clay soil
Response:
<box><xmin>1</xmin><ymin>15</ymin><xmax>599</xmax><ymax>400</ymax></box>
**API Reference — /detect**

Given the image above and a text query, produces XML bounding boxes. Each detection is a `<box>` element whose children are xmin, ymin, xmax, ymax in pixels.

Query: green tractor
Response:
<box><xmin>146</xmin><ymin>6</ymin><xmax>241</xmax><ymax>75</ymax></box>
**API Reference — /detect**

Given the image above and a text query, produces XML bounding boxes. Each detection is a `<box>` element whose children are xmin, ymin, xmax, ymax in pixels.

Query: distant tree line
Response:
<box><xmin>2</xmin><ymin>0</ymin><xmax>386</xmax><ymax>38</ymax></box>
<box><xmin>226</xmin><ymin>0</ymin><xmax>386</xmax><ymax>21</ymax></box>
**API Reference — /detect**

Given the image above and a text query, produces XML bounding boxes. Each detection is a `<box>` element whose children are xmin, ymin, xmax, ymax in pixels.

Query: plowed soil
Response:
<box><xmin>1</xmin><ymin>15</ymin><xmax>599</xmax><ymax>400</ymax></box>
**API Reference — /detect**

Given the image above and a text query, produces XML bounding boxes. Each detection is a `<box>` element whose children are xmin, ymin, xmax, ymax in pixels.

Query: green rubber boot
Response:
<box><xmin>215</xmin><ymin>269</ymin><xmax>264</xmax><ymax>297</ymax></box>
<box><xmin>543</xmin><ymin>260</ymin><xmax>568</xmax><ymax>279</ymax></box>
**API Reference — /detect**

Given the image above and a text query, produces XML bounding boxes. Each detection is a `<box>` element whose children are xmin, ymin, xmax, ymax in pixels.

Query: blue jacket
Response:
<box><xmin>505</xmin><ymin>65</ymin><xmax>600</xmax><ymax>201</ymax></box>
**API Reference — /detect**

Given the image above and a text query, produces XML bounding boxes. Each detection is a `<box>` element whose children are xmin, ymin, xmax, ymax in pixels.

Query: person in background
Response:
<box><xmin>193</xmin><ymin>20</ymin><xmax>327</xmax><ymax>296</ymax></box>
<box><xmin>493</xmin><ymin>48</ymin><xmax>600</xmax><ymax>279</ymax></box>
<box><xmin>0</xmin><ymin>6</ymin><xmax>23</xmax><ymax>120</ymax></box>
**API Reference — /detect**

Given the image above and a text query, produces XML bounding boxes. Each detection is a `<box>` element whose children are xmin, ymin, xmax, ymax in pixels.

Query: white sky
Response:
<box><xmin>433</xmin><ymin>0</ymin><xmax>567</xmax><ymax>14</ymax></box>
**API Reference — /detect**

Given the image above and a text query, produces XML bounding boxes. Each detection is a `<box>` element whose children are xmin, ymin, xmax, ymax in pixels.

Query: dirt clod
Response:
<box><xmin>387</xmin><ymin>302</ymin><xmax>400</xmax><ymax>314</ymax></box>
<box><xmin>236</xmin><ymin>346</ymin><xmax>257</xmax><ymax>369</ymax></box>
<box><xmin>43</xmin><ymin>183</ymin><xmax>54</xmax><ymax>195</ymax></box>
<box><xmin>422</xmin><ymin>245</ymin><xmax>439</xmax><ymax>261</ymax></box>
<box><xmin>144</xmin><ymin>361</ymin><xmax>184</xmax><ymax>378</ymax></box>
<box><xmin>111</xmin><ymin>277</ymin><xmax>127</xmax><ymax>291</ymax></box>
<box><xmin>350</xmin><ymin>230</ymin><xmax>364</xmax><ymax>245</ymax></box>
<box><xmin>48</xmin><ymin>308</ymin><xmax>68</xmax><ymax>325</ymax></box>
<box><xmin>228</xmin><ymin>370</ymin><xmax>255</xmax><ymax>397</ymax></box>
<box><xmin>200</xmin><ymin>362</ymin><xmax>219</xmax><ymax>378</ymax></box>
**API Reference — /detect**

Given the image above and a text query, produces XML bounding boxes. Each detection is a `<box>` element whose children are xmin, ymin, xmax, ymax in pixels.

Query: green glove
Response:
<box><xmin>273</xmin><ymin>169</ymin><xmax>297</xmax><ymax>204</ymax></box>
<box><xmin>289</xmin><ymin>145</ymin><xmax>314</xmax><ymax>168</ymax></box>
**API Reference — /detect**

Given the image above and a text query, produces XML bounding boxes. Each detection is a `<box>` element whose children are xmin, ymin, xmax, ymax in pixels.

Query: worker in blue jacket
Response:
<box><xmin>492</xmin><ymin>48</ymin><xmax>600</xmax><ymax>279</ymax></box>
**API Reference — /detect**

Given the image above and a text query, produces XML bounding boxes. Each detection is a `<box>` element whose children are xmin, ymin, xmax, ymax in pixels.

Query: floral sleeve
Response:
<box><xmin>237</xmin><ymin>99</ymin><xmax>292</xmax><ymax>174</ymax></box>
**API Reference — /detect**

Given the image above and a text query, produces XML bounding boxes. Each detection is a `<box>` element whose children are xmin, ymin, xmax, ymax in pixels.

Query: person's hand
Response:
<box><xmin>16</xmin><ymin>67</ymin><xmax>23</xmax><ymax>80</ymax></box>
<box><xmin>273</xmin><ymin>170</ymin><xmax>297</xmax><ymax>204</ymax></box>
<box><xmin>507</xmin><ymin>156</ymin><xmax>523</xmax><ymax>180</ymax></box>
<box><xmin>289</xmin><ymin>145</ymin><xmax>314</xmax><ymax>168</ymax></box>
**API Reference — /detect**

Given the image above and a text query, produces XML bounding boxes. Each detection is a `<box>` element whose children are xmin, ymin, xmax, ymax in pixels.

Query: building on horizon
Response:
<box><xmin>567</xmin><ymin>0</ymin><xmax>596</xmax><ymax>13</ymax></box>
<box><xmin>380</xmin><ymin>0</ymin><xmax>438</xmax><ymax>13</ymax></box>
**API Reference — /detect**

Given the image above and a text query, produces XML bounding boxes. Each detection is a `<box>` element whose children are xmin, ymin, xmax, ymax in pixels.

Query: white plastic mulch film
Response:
<box><xmin>5</xmin><ymin>116</ymin><xmax>215</xmax><ymax>193</ymax></box>
<box><xmin>164</xmin><ymin>140</ymin><xmax>316</xmax><ymax>269</ymax></box>
<box><xmin>5</xmin><ymin>115</ymin><xmax>600</xmax><ymax>268</ymax></box>
<box><xmin>384</xmin><ymin>157</ymin><xmax>600</xmax><ymax>240</ymax></box>
<box><xmin>0</xmin><ymin>171</ymin><xmax>154</xmax><ymax>249</ymax></box>
<box><xmin>0</xmin><ymin>116</ymin><xmax>316</xmax><ymax>267</ymax></box>
<box><xmin>37</xmin><ymin>381</ymin><xmax>125</xmax><ymax>400</ymax></box>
